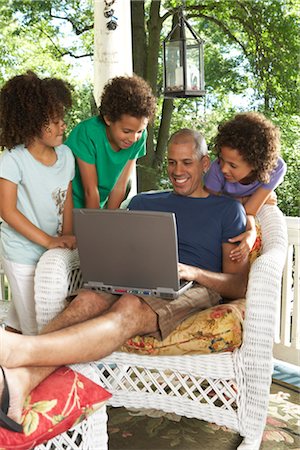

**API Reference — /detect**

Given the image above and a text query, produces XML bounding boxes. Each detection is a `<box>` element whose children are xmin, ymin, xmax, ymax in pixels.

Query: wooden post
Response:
<box><xmin>94</xmin><ymin>0</ymin><xmax>133</xmax><ymax>106</ymax></box>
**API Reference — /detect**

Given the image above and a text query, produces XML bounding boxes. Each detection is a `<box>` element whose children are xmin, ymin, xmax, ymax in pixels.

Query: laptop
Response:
<box><xmin>73</xmin><ymin>209</ymin><xmax>193</xmax><ymax>300</ymax></box>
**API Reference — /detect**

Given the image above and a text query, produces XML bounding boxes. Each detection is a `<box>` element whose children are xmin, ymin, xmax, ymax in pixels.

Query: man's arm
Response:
<box><xmin>178</xmin><ymin>242</ymin><xmax>249</xmax><ymax>299</ymax></box>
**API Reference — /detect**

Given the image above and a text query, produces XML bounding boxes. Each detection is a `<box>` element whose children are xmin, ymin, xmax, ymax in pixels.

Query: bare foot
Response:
<box><xmin>0</xmin><ymin>366</ymin><xmax>28</xmax><ymax>425</ymax></box>
<box><xmin>0</xmin><ymin>365</ymin><xmax>54</xmax><ymax>429</ymax></box>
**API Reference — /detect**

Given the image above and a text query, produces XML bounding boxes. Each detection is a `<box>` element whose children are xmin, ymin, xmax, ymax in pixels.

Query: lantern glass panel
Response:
<box><xmin>164</xmin><ymin>40</ymin><xmax>184</xmax><ymax>92</ymax></box>
<box><xmin>185</xmin><ymin>40</ymin><xmax>201</xmax><ymax>91</ymax></box>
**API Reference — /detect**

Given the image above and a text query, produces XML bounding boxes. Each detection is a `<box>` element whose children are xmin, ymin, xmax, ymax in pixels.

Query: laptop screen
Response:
<box><xmin>73</xmin><ymin>209</ymin><xmax>192</xmax><ymax>299</ymax></box>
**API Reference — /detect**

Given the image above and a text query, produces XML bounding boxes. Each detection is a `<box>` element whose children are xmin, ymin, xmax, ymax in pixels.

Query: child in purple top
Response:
<box><xmin>205</xmin><ymin>112</ymin><xmax>286</xmax><ymax>261</ymax></box>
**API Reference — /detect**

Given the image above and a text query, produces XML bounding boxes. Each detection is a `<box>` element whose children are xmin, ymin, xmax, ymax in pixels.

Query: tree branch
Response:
<box><xmin>188</xmin><ymin>11</ymin><xmax>249</xmax><ymax>57</ymax></box>
<box><xmin>32</xmin><ymin>25</ymin><xmax>92</xmax><ymax>59</ymax></box>
<box><xmin>50</xmin><ymin>12</ymin><xmax>93</xmax><ymax>35</ymax></box>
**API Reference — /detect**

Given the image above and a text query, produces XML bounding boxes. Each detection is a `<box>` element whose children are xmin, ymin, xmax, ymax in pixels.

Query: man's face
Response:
<box><xmin>167</xmin><ymin>138</ymin><xmax>208</xmax><ymax>197</ymax></box>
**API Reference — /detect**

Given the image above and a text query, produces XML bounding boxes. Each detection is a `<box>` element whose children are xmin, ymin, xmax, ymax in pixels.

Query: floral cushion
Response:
<box><xmin>0</xmin><ymin>366</ymin><xmax>112</xmax><ymax>450</ymax></box>
<box><xmin>249</xmin><ymin>221</ymin><xmax>262</xmax><ymax>264</ymax></box>
<box><xmin>120</xmin><ymin>298</ymin><xmax>246</xmax><ymax>356</ymax></box>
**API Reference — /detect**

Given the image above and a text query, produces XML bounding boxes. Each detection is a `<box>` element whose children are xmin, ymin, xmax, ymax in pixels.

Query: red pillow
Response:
<box><xmin>0</xmin><ymin>366</ymin><xmax>111</xmax><ymax>450</ymax></box>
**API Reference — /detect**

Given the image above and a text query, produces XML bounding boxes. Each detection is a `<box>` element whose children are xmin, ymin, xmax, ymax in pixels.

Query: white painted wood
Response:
<box><xmin>273</xmin><ymin>216</ymin><xmax>300</xmax><ymax>365</ymax></box>
<box><xmin>93</xmin><ymin>0</ymin><xmax>133</xmax><ymax>106</ymax></box>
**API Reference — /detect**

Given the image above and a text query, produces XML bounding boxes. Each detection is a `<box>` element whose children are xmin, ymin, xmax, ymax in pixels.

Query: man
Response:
<box><xmin>0</xmin><ymin>128</ymin><xmax>249</xmax><ymax>430</ymax></box>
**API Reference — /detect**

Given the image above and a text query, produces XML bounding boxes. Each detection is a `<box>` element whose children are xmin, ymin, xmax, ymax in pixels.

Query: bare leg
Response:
<box><xmin>1</xmin><ymin>293</ymin><xmax>158</xmax><ymax>368</ymax></box>
<box><xmin>1</xmin><ymin>289</ymin><xmax>115</xmax><ymax>367</ymax></box>
<box><xmin>41</xmin><ymin>289</ymin><xmax>116</xmax><ymax>334</ymax></box>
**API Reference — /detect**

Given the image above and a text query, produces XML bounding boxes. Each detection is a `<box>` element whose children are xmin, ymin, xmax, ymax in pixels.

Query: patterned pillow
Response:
<box><xmin>120</xmin><ymin>298</ymin><xmax>246</xmax><ymax>356</ymax></box>
<box><xmin>249</xmin><ymin>221</ymin><xmax>262</xmax><ymax>265</ymax></box>
<box><xmin>0</xmin><ymin>366</ymin><xmax>111</xmax><ymax>450</ymax></box>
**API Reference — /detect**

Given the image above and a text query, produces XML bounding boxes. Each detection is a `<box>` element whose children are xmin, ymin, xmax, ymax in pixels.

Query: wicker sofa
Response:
<box><xmin>34</xmin><ymin>204</ymin><xmax>287</xmax><ymax>450</ymax></box>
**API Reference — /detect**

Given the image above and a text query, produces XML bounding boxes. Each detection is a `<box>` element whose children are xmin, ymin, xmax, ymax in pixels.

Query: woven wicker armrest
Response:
<box><xmin>35</xmin><ymin>248</ymin><xmax>82</xmax><ymax>331</ymax></box>
<box><xmin>235</xmin><ymin>205</ymin><xmax>288</xmax><ymax>441</ymax></box>
<box><xmin>242</xmin><ymin>205</ymin><xmax>287</xmax><ymax>352</ymax></box>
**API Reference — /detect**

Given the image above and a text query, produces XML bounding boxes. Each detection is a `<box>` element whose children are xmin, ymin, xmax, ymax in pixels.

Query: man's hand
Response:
<box><xmin>178</xmin><ymin>262</ymin><xmax>199</xmax><ymax>281</ymax></box>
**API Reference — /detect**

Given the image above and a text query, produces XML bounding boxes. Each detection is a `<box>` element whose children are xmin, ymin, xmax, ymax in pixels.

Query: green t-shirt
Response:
<box><xmin>65</xmin><ymin>116</ymin><xmax>147</xmax><ymax>208</ymax></box>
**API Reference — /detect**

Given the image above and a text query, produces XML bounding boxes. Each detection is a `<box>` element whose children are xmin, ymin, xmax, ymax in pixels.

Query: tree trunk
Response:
<box><xmin>132</xmin><ymin>1</ymin><xmax>175</xmax><ymax>191</ymax></box>
<box><xmin>155</xmin><ymin>98</ymin><xmax>174</xmax><ymax>168</ymax></box>
<box><xmin>131</xmin><ymin>0</ymin><xmax>147</xmax><ymax>78</ymax></box>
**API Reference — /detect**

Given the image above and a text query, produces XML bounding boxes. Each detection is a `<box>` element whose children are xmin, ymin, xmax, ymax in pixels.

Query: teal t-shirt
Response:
<box><xmin>0</xmin><ymin>144</ymin><xmax>75</xmax><ymax>264</ymax></box>
<box><xmin>65</xmin><ymin>116</ymin><xmax>147</xmax><ymax>208</ymax></box>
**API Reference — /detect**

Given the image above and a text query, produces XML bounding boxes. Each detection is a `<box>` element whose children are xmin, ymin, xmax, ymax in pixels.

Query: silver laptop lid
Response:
<box><xmin>73</xmin><ymin>209</ymin><xmax>192</xmax><ymax>299</ymax></box>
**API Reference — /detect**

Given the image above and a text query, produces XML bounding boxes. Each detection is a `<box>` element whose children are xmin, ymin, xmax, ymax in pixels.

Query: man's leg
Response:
<box><xmin>1</xmin><ymin>293</ymin><xmax>158</xmax><ymax>368</ymax></box>
<box><xmin>0</xmin><ymin>291</ymin><xmax>158</xmax><ymax>427</ymax></box>
<box><xmin>0</xmin><ymin>289</ymin><xmax>115</xmax><ymax>425</ymax></box>
<box><xmin>41</xmin><ymin>289</ymin><xmax>117</xmax><ymax>334</ymax></box>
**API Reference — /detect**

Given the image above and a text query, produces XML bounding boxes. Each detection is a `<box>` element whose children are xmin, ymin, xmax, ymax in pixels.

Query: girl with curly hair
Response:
<box><xmin>0</xmin><ymin>71</ymin><xmax>76</xmax><ymax>335</ymax></box>
<box><xmin>65</xmin><ymin>75</ymin><xmax>156</xmax><ymax>209</ymax></box>
<box><xmin>205</xmin><ymin>112</ymin><xmax>286</xmax><ymax>260</ymax></box>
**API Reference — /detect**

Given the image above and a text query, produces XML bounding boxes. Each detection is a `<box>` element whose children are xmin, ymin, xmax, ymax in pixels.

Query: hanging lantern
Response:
<box><xmin>163</xmin><ymin>8</ymin><xmax>205</xmax><ymax>98</ymax></box>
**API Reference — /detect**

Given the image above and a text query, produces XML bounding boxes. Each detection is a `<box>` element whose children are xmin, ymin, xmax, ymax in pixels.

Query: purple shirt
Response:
<box><xmin>204</xmin><ymin>157</ymin><xmax>286</xmax><ymax>197</ymax></box>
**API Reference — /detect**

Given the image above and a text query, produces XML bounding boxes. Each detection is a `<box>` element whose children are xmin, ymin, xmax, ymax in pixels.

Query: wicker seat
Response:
<box><xmin>34</xmin><ymin>205</ymin><xmax>287</xmax><ymax>450</ymax></box>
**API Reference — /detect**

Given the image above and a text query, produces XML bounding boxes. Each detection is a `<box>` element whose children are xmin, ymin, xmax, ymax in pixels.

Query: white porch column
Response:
<box><xmin>94</xmin><ymin>0</ymin><xmax>133</xmax><ymax>104</ymax></box>
<box><xmin>94</xmin><ymin>0</ymin><xmax>136</xmax><ymax>195</ymax></box>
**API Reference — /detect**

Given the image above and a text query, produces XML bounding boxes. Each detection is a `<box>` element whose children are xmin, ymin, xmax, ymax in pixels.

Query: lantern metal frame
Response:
<box><xmin>163</xmin><ymin>8</ymin><xmax>205</xmax><ymax>98</ymax></box>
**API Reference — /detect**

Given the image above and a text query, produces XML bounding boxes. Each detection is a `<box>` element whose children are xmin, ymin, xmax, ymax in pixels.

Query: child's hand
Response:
<box><xmin>228</xmin><ymin>230</ymin><xmax>257</xmax><ymax>262</ymax></box>
<box><xmin>46</xmin><ymin>235</ymin><xmax>77</xmax><ymax>250</ymax></box>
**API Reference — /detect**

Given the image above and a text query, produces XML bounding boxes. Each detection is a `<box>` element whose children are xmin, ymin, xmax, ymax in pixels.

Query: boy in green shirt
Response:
<box><xmin>66</xmin><ymin>75</ymin><xmax>156</xmax><ymax>209</ymax></box>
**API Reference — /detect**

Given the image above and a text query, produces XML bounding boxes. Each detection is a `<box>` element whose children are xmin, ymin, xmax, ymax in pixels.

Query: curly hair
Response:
<box><xmin>99</xmin><ymin>75</ymin><xmax>156</xmax><ymax>123</ymax></box>
<box><xmin>0</xmin><ymin>71</ymin><xmax>72</xmax><ymax>149</ymax></box>
<box><xmin>214</xmin><ymin>112</ymin><xmax>281</xmax><ymax>183</ymax></box>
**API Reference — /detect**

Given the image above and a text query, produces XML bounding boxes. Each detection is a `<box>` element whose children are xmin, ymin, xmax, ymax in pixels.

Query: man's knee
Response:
<box><xmin>112</xmin><ymin>294</ymin><xmax>158</xmax><ymax>334</ymax></box>
<box><xmin>112</xmin><ymin>294</ymin><xmax>144</xmax><ymax>315</ymax></box>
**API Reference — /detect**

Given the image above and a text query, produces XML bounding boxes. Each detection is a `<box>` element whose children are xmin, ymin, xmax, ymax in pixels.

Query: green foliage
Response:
<box><xmin>275</xmin><ymin>116</ymin><xmax>300</xmax><ymax>217</ymax></box>
<box><xmin>65</xmin><ymin>82</ymin><xmax>96</xmax><ymax>136</ymax></box>
<box><xmin>0</xmin><ymin>0</ymin><xmax>95</xmax><ymax>136</ymax></box>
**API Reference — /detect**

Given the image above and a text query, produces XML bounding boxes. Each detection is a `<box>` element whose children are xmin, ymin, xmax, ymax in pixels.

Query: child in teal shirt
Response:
<box><xmin>0</xmin><ymin>72</ymin><xmax>75</xmax><ymax>335</ymax></box>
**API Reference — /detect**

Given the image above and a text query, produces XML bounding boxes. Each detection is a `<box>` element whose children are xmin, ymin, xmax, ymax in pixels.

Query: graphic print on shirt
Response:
<box><xmin>52</xmin><ymin>187</ymin><xmax>67</xmax><ymax>234</ymax></box>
